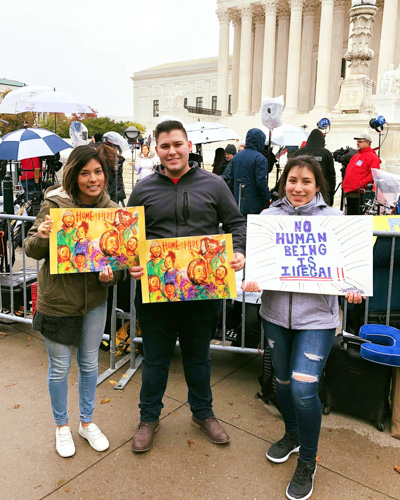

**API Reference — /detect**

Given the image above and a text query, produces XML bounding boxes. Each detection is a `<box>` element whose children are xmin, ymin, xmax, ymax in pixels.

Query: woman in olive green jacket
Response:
<box><xmin>25</xmin><ymin>146</ymin><xmax>119</xmax><ymax>458</ymax></box>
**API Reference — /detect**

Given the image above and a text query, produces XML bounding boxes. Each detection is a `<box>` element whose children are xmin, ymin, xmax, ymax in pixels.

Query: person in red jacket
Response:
<box><xmin>342</xmin><ymin>133</ymin><xmax>381</xmax><ymax>215</ymax></box>
<box><xmin>21</xmin><ymin>157</ymin><xmax>42</xmax><ymax>199</ymax></box>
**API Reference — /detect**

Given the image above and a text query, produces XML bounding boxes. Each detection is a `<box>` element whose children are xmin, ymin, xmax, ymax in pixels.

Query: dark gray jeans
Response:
<box><xmin>136</xmin><ymin>290</ymin><xmax>221</xmax><ymax>422</ymax></box>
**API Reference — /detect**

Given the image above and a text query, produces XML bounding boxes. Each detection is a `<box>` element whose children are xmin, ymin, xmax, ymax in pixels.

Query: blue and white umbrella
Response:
<box><xmin>0</xmin><ymin>127</ymin><xmax>71</xmax><ymax>161</ymax></box>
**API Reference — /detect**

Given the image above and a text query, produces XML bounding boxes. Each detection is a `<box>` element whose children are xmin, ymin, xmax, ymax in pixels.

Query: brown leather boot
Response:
<box><xmin>191</xmin><ymin>416</ymin><xmax>230</xmax><ymax>444</ymax></box>
<box><xmin>131</xmin><ymin>420</ymin><xmax>160</xmax><ymax>453</ymax></box>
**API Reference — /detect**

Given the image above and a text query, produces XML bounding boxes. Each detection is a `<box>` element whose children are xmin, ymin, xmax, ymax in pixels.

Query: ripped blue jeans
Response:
<box><xmin>262</xmin><ymin>321</ymin><xmax>335</xmax><ymax>462</ymax></box>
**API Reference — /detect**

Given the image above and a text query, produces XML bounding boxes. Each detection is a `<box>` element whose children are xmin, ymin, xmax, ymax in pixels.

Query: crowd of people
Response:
<box><xmin>26</xmin><ymin>119</ymin><xmax>376</xmax><ymax>500</ymax></box>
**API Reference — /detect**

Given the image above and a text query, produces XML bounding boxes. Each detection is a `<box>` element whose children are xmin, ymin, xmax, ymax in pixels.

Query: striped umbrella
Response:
<box><xmin>0</xmin><ymin>127</ymin><xmax>71</xmax><ymax>161</ymax></box>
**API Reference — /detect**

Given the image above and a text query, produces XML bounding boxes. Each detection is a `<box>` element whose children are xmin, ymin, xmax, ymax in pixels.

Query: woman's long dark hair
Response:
<box><xmin>212</xmin><ymin>147</ymin><xmax>225</xmax><ymax>174</ymax></box>
<box><xmin>62</xmin><ymin>145</ymin><xmax>108</xmax><ymax>202</ymax></box>
<box><xmin>278</xmin><ymin>155</ymin><xmax>328</xmax><ymax>203</ymax></box>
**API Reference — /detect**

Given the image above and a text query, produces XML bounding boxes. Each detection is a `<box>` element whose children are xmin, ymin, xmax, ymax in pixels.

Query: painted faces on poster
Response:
<box><xmin>156</xmin><ymin>130</ymin><xmax>192</xmax><ymax>179</ymax></box>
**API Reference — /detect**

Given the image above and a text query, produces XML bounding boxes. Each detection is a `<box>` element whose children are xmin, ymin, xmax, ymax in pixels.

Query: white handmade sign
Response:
<box><xmin>246</xmin><ymin>215</ymin><xmax>373</xmax><ymax>296</ymax></box>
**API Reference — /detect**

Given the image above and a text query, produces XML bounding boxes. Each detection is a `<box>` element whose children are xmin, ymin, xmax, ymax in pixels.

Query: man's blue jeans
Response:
<box><xmin>135</xmin><ymin>291</ymin><xmax>220</xmax><ymax>422</ymax></box>
<box><xmin>262</xmin><ymin>320</ymin><xmax>335</xmax><ymax>462</ymax></box>
<box><xmin>45</xmin><ymin>301</ymin><xmax>107</xmax><ymax>426</ymax></box>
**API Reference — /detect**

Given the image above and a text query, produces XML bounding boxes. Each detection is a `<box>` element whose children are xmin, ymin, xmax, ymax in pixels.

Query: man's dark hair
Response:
<box><xmin>155</xmin><ymin>120</ymin><xmax>188</xmax><ymax>143</ymax></box>
<box><xmin>278</xmin><ymin>155</ymin><xmax>328</xmax><ymax>202</ymax></box>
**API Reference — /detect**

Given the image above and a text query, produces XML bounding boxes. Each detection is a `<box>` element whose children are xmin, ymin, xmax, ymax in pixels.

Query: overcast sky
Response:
<box><xmin>2</xmin><ymin>0</ymin><xmax>221</xmax><ymax>118</ymax></box>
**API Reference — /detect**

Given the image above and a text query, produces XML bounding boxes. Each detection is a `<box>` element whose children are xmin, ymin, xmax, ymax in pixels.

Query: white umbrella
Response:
<box><xmin>0</xmin><ymin>85</ymin><xmax>52</xmax><ymax>114</ymax></box>
<box><xmin>263</xmin><ymin>124</ymin><xmax>309</xmax><ymax>147</ymax></box>
<box><xmin>102</xmin><ymin>131</ymin><xmax>130</xmax><ymax>154</ymax></box>
<box><xmin>16</xmin><ymin>90</ymin><xmax>92</xmax><ymax>114</ymax></box>
<box><xmin>186</xmin><ymin>122</ymin><xmax>240</xmax><ymax>145</ymax></box>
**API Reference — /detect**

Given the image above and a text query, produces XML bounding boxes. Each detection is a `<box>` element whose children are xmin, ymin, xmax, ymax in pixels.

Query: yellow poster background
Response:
<box><xmin>49</xmin><ymin>207</ymin><xmax>145</xmax><ymax>274</ymax></box>
<box><xmin>138</xmin><ymin>234</ymin><xmax>237</xmax><ymax>303</ymax></box>
<box><xmin>373</xmin><ymin>215</ymin><xmax>400</xmax><ymax>232</ymax></box>
<box><xmin>373</xmin><ymin>215</ymin><xmax>400</xmax><ymax>243</ymax></box>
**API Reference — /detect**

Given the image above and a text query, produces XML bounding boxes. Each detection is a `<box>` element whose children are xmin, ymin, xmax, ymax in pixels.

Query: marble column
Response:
<box><xmin>232</xmin><ymin>12</ymin><xmax>242</xmax><ymax>114</ymax></box>
<box><xmin>377</xmin><ymin>0</ymin><xmax>399</xmax><ymax>86</ymax></box>
<box><xmin>285</xmin><ymin>0</ymin><xmax>304</xmax><ymax>112</ymax></box>
<box><xmin>251</xmin><ymin>10</ymin><xmax>265</xmax><ymax>112</ymax></box>
<box><xmin>314</xmin><ymin>0</ymin><xmax>335</xmax><ymax>111</ymax></box>
<box><xmin>329</xmin><ymin>0</ymin><xmax>348</xmax><ymax>109</ymax></box>
<box><xmin>370</xmin><ymin>0</ymin><xmax>384</xmax><ymax>87</ymax></box>
<box><xmin>216</xmin><ymin>9</ymin><xmax>230</xmax><ymax>114</ymax></box>
<box><xmin>274</xmin><ymin>2</ymin><xmax>290</xmax><ymax>98</ymax></box>
<box><xmin>237</xmin><ymin>5</ymin><xmax>253</xmax><ymax>113</ymax></box>
<box><xmin>261</xmin><ymin>0</ymin><xmax>277</xmax><ymax>99</ymax></box>
<box><xmin>298</xmin><ymin>2</ymin><xmax>317</xmax><ymax>112</ymax></box>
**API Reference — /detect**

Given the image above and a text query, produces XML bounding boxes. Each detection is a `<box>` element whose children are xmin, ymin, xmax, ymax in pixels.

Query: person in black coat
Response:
<box><xmin>94</xmin><ymin>143</ymin><xmax>125</xmax><ymax>204</ymax></box>
<box><xmin>293</xmin><ymin>129</ymin><xmax>336</xmax><ymax>205</ymax></box>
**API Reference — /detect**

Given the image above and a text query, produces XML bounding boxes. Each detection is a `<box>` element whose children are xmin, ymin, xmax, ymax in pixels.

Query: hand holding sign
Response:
<box><xmin>245</xmin><ymin>215</ymin><xmax>373</xmax><ymax>296</ymax></box>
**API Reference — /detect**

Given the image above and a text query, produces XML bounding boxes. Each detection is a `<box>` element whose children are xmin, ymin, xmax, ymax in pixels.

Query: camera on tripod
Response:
<box><xmin>31</xmin><ymin>190</ymin><xmax>43</xmax><ymax>216</ymax></box>
<box><xmin>41</xmin><ymin>153</ymin><xmax>62</xmax><ymax>190</ymax></box>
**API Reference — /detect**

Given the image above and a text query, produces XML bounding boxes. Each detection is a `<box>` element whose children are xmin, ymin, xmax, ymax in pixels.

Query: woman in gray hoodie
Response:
<box><xmin>244</xmin><ymin>156</ymin><xmax>363</xmax><ymax>500</ymax></box>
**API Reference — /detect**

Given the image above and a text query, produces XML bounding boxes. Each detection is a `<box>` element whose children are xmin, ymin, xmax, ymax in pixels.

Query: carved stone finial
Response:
<box><xmin>334</xmin><ymin>0</ymin><xmax>378</xmax><ymax>113</ymax></box>
<box><xmin>345</xmin><ymin>3</ymin><xmax>378</xmax><ymax>75</ymax></box>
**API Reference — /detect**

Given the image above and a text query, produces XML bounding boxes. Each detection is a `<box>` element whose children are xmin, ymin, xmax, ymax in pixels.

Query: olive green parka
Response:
<box><xmin>24</xmin><ymin>185</ymin><xmax>120</xmax><ymax>317</ymax></box>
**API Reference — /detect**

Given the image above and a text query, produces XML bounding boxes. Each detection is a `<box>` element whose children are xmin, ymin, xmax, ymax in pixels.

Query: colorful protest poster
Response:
<box><xmin>246</xmin><ymin>215</ymin><xmax>373</xmax><ymax>296</ymax></box>
<box><xmin>49</xmin><ymin>207</ymin><xmax>145</xmax><ymax>274</ymax></box>
<box><xmin>373</xmin><ymin>215</ymin><xmax>400</xmax><ymax>233</ymax></box>
<box><xmin>138</xmin><ymin>234</ymin><xmax>237</xmax><ymax>303</ymax></box>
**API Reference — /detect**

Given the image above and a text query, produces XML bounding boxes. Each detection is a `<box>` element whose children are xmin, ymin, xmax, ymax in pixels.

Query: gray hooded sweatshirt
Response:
<box><xmin>259</xmin><ymin>194</ymin><xmax>343</xmax><ymax>330</ymax></box>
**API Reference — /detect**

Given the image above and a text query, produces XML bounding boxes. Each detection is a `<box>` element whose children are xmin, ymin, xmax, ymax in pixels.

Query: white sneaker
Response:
<box><xmin>55</xmin><ymin>426</ymin><xmax>75</xmax><ymax>458</ymax></box>
<box><xmin>79</xmin><ymin>422</ymin><xmax>109</xmax><ymax>452</ymax></box>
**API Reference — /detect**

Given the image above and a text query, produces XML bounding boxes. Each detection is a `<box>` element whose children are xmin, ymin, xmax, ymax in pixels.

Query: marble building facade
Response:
<box><xmin>132</xmin><ymin>0</ymin><xmax>400</xmax><ymax>169</ymax></box>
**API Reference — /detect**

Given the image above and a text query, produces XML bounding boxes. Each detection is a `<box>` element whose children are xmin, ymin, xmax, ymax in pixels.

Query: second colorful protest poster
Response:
<box><xmin>138</xmin><ymin>234</ymin><xmax>237</xmax><ymax>303</ymax></box>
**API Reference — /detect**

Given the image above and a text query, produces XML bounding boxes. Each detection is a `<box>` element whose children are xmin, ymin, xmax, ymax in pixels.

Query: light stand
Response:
<box><xmin>124</xmin><ymin>126</ymin><xmax>140</xmax><ymax>188</ymax></box>
<box><xmin>369</xmin><ymin>115</ymin><xmax>386</xmax><ymax>158</ymax></box>
<box><xmin>317</xmin><ymin>118</ymin><xmax>331</xmax><ymax>136</ymax></box>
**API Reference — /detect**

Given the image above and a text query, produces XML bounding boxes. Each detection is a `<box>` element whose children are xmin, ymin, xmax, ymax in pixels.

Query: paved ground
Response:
<box><xmin>1</xmin><ymin>318</ymin><xmax>400</xmax><ymax>500</ymax></box>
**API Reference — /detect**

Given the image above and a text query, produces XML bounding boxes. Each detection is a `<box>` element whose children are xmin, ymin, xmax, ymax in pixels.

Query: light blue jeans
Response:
<box><xmin>45</xmin><ymin>302</ymin><xmax>107</xmax><ymax>426</ymax></box>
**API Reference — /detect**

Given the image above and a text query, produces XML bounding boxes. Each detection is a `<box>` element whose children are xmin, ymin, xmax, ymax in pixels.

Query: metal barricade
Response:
<box><xmin>0</xmin><ymin>213</ymin><xmax>38</xmax><ymax>325</ymax></box>
<box><xmin>0</xmin><ymin>212</ymin><xmax>265</xmax><ymax>392</ymax></box>
<box><xmin>98</xmin><ymin>271</ymin><xmax>265</xmax><ymax>390</ymax></box>
<box><xmin>97</xmin><ymin>279</ymin><xmax>144</xmax><ymax>389</ymax></box>
<box><xmin>342</xmin><ymin>229</ymin><xmax>400</xmax><ymax>330</ymax></box>
<box><xmin>102</xmin><ymin>229</ymin><xmax>400</xmax><ymax>390</ymax></box>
